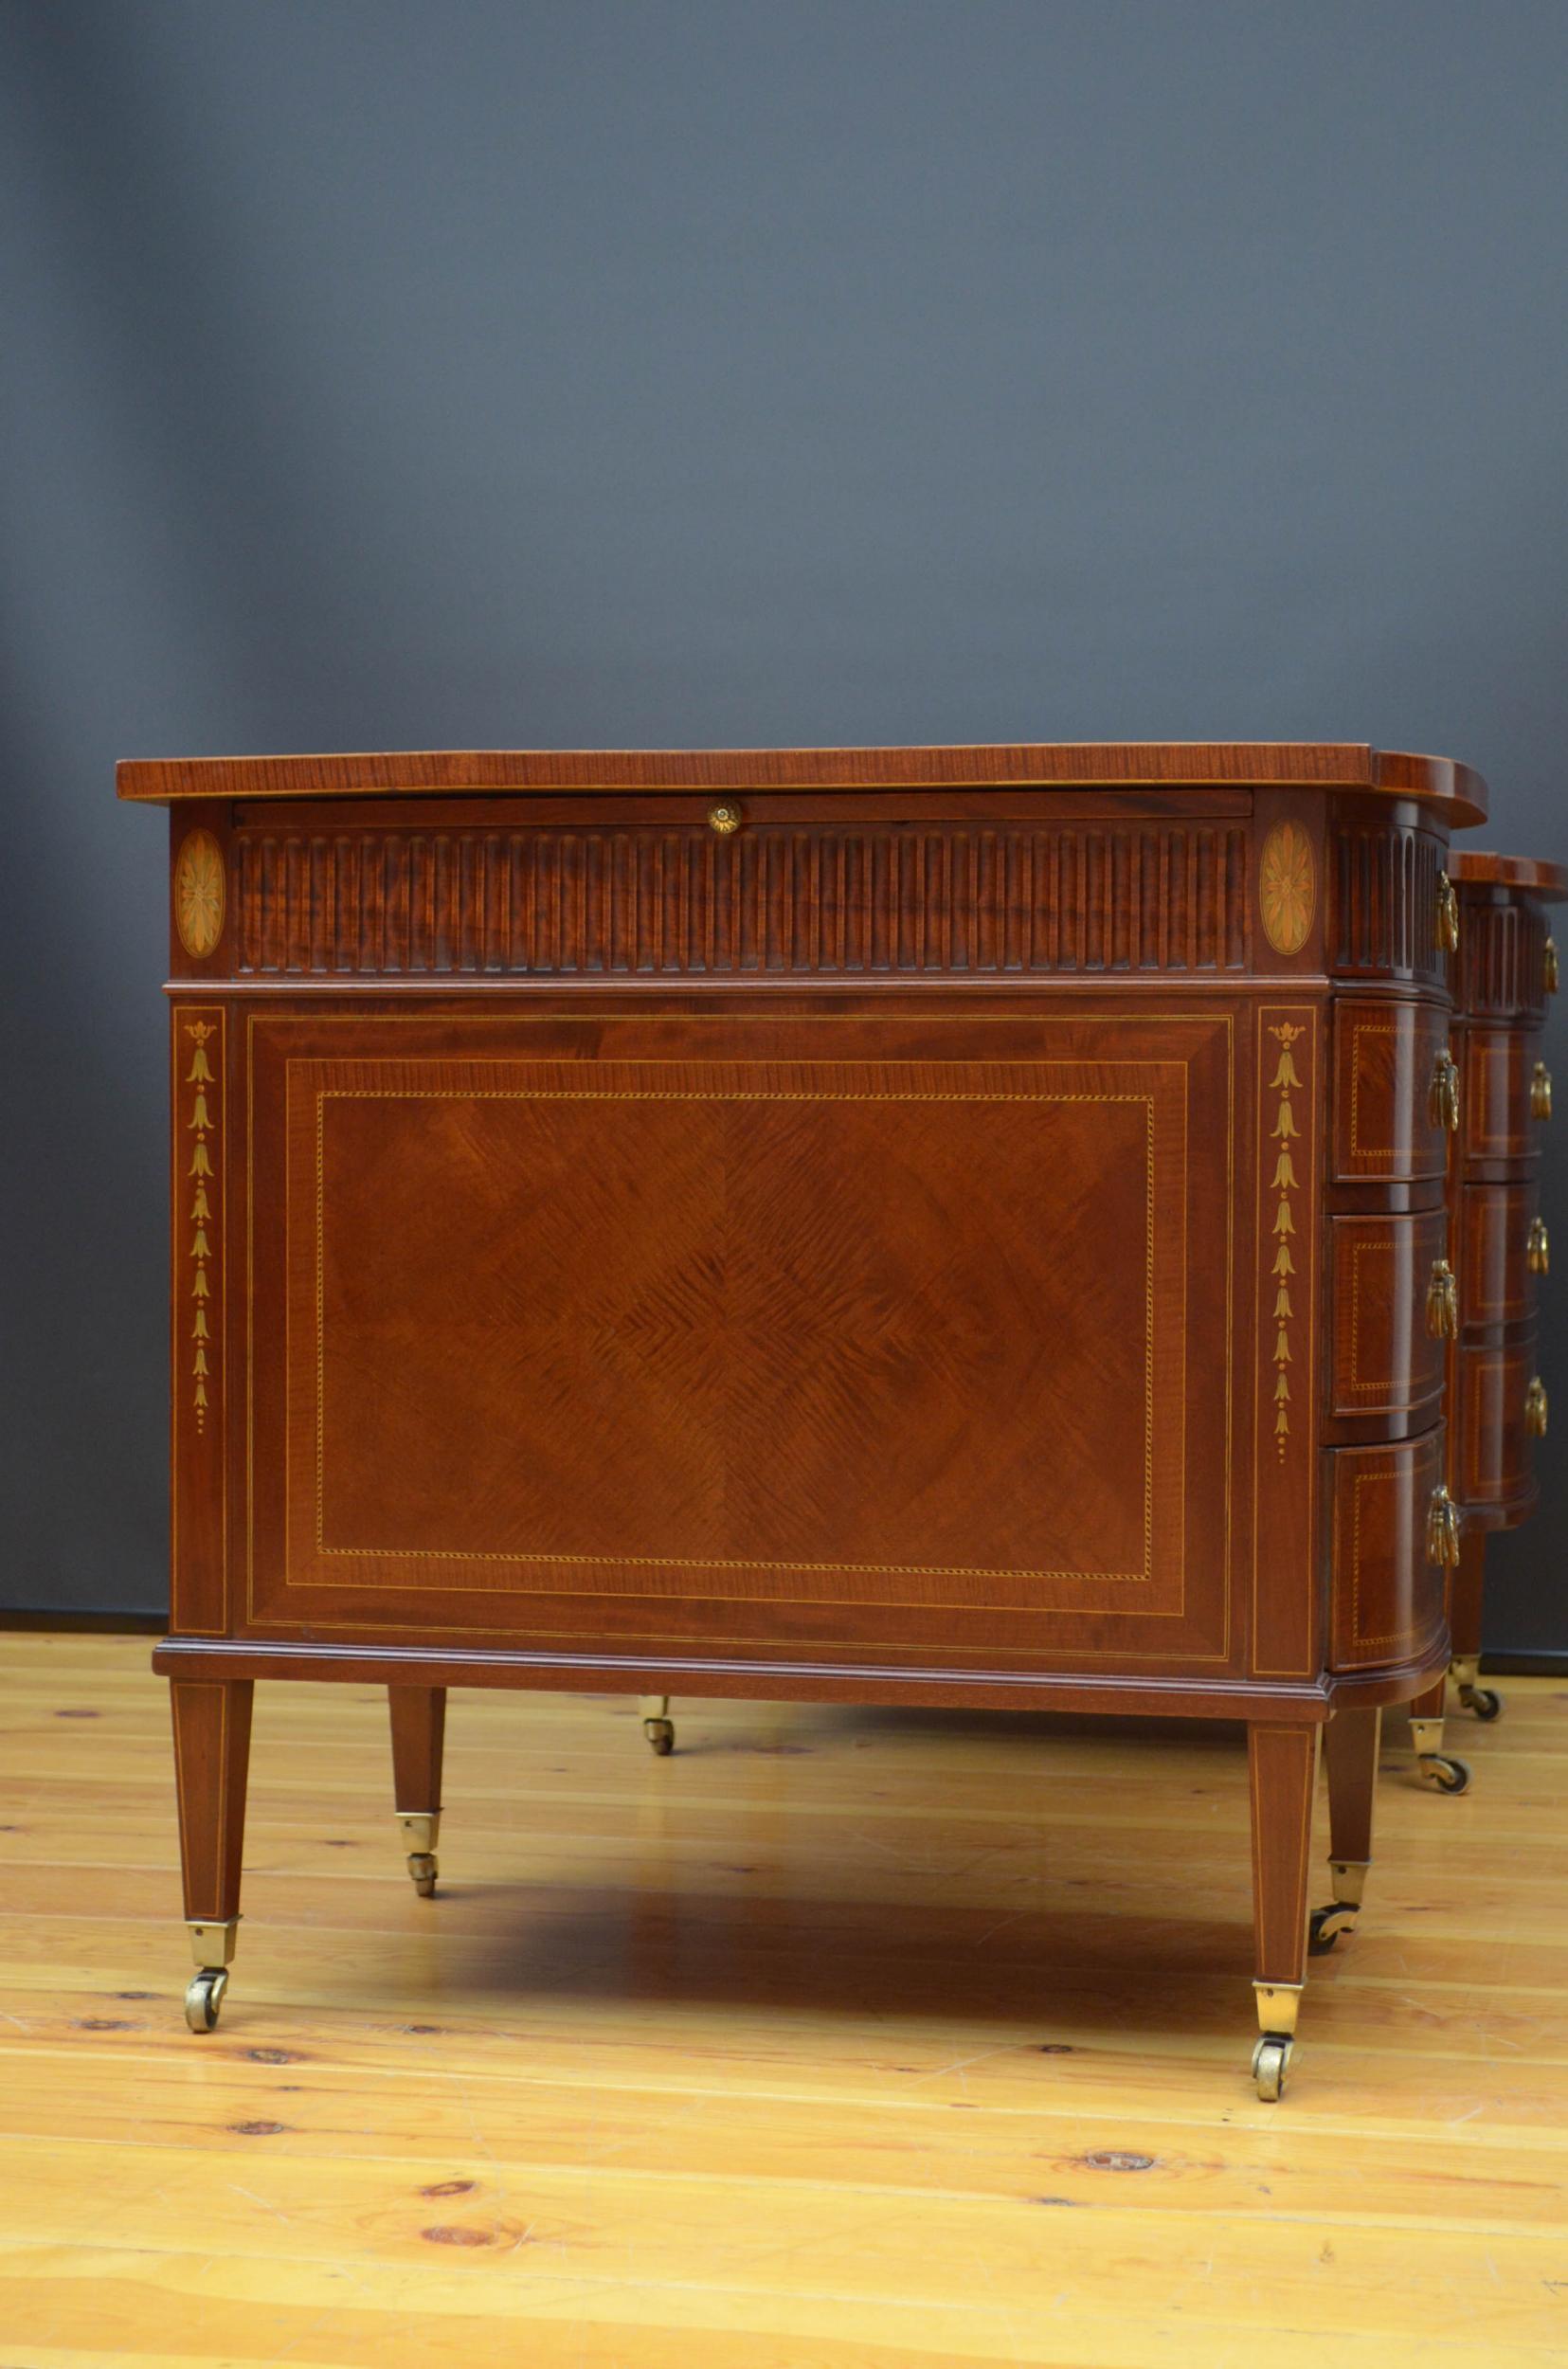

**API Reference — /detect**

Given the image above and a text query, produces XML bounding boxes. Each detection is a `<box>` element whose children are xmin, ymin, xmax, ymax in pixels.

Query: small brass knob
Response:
<box><xmin>1425</xmin><ymin>1258</ymin><xmax>1458</xmax><ymax>1340</ymax></box>
<box><xmin>1532</xmin><ymin>1060</ymin><xmax>1553</xmax><ymax>1121</ymax></box>
<box><xmin>1426</xmin><ymin>1483</ymin><xmax>1462</xmax><ymax>1568</ymax></box>
<box><xmin>707</xmin><ymin>802</ymin><xmax>744</xmax><ymax>837</ymax></box>
<box><xmin>1435</xmin><ymin>871</ymin><xmax>1460</xmax><ymax>953</ymax></box>
<box><xmin>1429</xmin><ymin>1048</ymin><xmax>1461</xmax><ymax>1133</ymax></box>
<box><xmin>1527</xmin><ymin>1215</ymin><xmax>1550</xmax><ymax>1275</ymax></box>
<box><xmin>1525</xmin><ymin>1376</ymin><xmax>1549</xmax><ymax>1438</ymax></box>
<box><xmin>1545</xmin><ymin>934</ymin><xmax>1559</xmax><ymax>995</ymax></box>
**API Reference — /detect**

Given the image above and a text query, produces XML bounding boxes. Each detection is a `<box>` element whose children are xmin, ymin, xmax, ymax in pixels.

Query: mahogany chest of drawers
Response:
<box><xmin>120</xmin><ymin>740</ymin><xmax>1490</xmax><ymax>2100</ymax></box>
<box><xmin>1408</xmin><ymin>850</ymin><xmax>1563</xmax><ymax>1771</ymax></box>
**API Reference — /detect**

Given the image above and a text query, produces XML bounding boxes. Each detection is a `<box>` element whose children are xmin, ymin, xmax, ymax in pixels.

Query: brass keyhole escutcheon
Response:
<box><xmin>707</xmin><ymin>803</ymin><xmax>743</xmax><ymax>837</ymax></box>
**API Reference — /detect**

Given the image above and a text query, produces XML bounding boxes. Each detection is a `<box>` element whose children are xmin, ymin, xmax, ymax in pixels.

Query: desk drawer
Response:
<box><xmin>1458</xmin><ymin>1181</ymin><xmax>1540</xmax><ymax>1328</ymax></box>
<box><xmin>1456</xmin><ymin>1338</ymin><xmax>1541</xmax><ymax>1508</ymax></box>
<box><xmin>1331</xmin><ymin>1001</ymin><xmax>1452</xmax><ymax>1184</ymax></box>
<box><xmin>1463</xmin><ymin>1026</ymin><xmax>1546</xmax><ymax>1164</ymax></box>
<box><xmin>1327</xmin><ymin>1209</ymin><xmax>1449</xmax><ymax>1420</ymax></box>
<box><xmin>1327</xmin><ymin>1429</ymin><xmax>1447</xmax><ymax>1673</ymax></box>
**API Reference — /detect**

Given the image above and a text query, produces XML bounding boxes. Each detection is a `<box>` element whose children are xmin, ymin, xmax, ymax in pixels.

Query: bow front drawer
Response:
<box><xmin>1327</xmin><ymin>1429</ymin><xmax>1448</xmax><ymax>1673</ymax></box>
<box><xmin>1330</xmin><ymin>1001</ymin><xmax>1452</xmax><ymax>1183</ymax></box>
<box><xmin>1326</xmin><ymin>1209</ymin><xmax>1449</xmax><ymax>1420</ymax></box>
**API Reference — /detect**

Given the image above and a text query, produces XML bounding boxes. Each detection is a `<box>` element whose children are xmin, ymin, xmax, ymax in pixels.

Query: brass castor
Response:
<box><xmin>1418</xmin><ymin>1752</ymin><xmax>1471</xmax><ymax>1794</ymax></box>
<box><xmin>1458</xmin><ymin>1681</ymin><xmax>1503</xmax><ymax>1724</ymax></box>
<box><xmin>185</xmin><ymin>1966</ymin><xmax>228</xmax><ymax>2033</ymax></box>
<box><xmin>397</xmin><ymin>1812</ymin><xmax>441</xmax><ymax>1896</ymax></box>
<box><xmin>639</xmin><ymin>1694</ymin><xmax>675</xmax><ymax>1755</ymax></box>
<box><xmin>1308</xmin><ymin>1901</ymin><xmax>1359</xmax><ymax>1953</ymax></box>
<box><xmin>1252</xmin><ymin>2034</ymin><xmax>1292</xmax><ymax>2102</ymax></box>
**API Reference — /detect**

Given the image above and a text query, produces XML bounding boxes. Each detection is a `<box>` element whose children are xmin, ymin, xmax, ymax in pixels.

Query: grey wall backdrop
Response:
<box><xmin>3</xmin><ymin>0</ymin><xmax>1566</xmax><ymax>1641</ymax></box>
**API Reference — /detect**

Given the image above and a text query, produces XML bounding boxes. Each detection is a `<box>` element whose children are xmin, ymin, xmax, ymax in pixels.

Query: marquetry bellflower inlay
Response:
<box><xmin>1268</xmin><ymin>1022</ymin><xmax>1305</xmax><ymax>1459</ymax></box>
<box><xmin>185</xmin><ymin>1022</ymin><xmax>217</xmax><ymax>1431</ymax></box>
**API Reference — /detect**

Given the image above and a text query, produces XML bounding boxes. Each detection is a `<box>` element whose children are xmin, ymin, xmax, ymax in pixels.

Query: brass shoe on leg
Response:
<box><xmin>185</xmin><ymin>1917</ymin><xmax>238</xmax><ymax>2033</ymax></box>
<box><xmin>1309</xmin><ymin>1857</ymin><xmax>1368</xmax><ymax>1953</ymax></box>
<box><xmin>1251</xmin><ymin>1980</ymin><xmax>1301</xmax><ymax>2103</ymax></box>
<box><xmin>640</xmin><ymin>1694</ymin><xmax>676</xmax><ymax>1755</ymax></box>
<box><xmin>397</xmin><ymin>1811</ymin><xmax>441</xmax><ymax>1896</ymax></box>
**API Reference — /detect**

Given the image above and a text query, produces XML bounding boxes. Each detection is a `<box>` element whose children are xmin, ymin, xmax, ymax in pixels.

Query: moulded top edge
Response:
<box><xmin>115</xmin><ymin>740</ymin><xmax>1488</xmax><ymax>823</ymax></box>
<box><xmin>1452</xmin><ymin>849</ymin><xmax>1568</xmax><ymax>898</ymax></box>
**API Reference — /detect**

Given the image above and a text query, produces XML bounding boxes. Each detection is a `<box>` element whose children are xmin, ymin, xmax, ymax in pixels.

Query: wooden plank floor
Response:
<box><xmin>0</xmin><ymin>1635</ymin><xmax>1564</xmax><ymax>2366</ymax></box>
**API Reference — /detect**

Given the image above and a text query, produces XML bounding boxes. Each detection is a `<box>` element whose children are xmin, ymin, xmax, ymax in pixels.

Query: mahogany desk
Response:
<box><xmin>120</xmin><ymin>742</ymin><xmax>1488</xmax><ymax>2102</ymax></box>
<box><xmin>1406</xmin><ymin>851</ymin><xmax>1563</xmax><ymax>1784</ymax></box>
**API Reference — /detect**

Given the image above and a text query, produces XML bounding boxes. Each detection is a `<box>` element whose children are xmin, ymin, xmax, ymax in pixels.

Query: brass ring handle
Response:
<box><xmin>1425</xmin><ymin>1258</ymin><xmax>1458</xmax><ymax>1340</ymax></box>
<box><xmin>1429</xmin><ymin>1049</ymin><xmax>1461</xmax><ymax>1133</ymax></box>
<box><xmin>1426</xmin><ymin>1484</ymin><xmax>1461</xmax><ymax>1568</ymax></box>
<box><xmin>707</xmin><ymin>803</ymin><xmax>744</xmax><ymax>837</ymax></box>
<box><xmin>1435</xmin><ymin>871</ymin><xmax>1460</xmax><ymax>954</ymax></box>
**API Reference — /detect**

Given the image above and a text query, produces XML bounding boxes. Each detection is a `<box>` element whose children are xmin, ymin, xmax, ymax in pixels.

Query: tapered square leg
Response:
<box><xmin>1450</xmin><ymin>1532</ymin><xmax>1502</xmax><ymax>1723</ymax></box>
<box><xmin>171</xmin><ymin>1677</ymin><xmax>253</xmax><ymax>2031</ymax></box>
<box><xmin>1247</xmin><ymin>1722</ymin><xmax>1320</xmax><ymax>2101</ymax></box>
<box><xmin>389</xmin><ymin>1686</ymin><xmax>446</xmax><ymax>1895</ymax></box>
<box><xmin>1310</xmin><ymin>1706</ymin><xmax>1380</xmax><ymax>1951</ymax></box>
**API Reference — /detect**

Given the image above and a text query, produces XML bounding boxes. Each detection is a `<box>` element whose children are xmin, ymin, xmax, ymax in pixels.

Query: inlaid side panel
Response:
<box><xmin>171</xmin><ymin>1004</ymin><xmax>226</xmax><ymax>1634</ymax></box>
<box><xmin>1331</xmin><ymin>999</ymin><xmax>1452</xmax><ymax>1184</ymax></box>
<box><xmin>1326</xmin><ymin>1208</ymin><xmax>1448</xmax><ymax>1420</ymax></box>
<box><xmin>241</xmin><ymin>1006</ymin><xmax>1238</xmax><ymax>1673</ymax></box>
<box><xmin>233</xmin><ymin>823</ymin><xmax>1251</xmax><ymax>979</ymax></box>
<box><xmin>1327</xmin><ymin>1429</ymin><xmax>1446</xmax><ymax>1673</ymax></box>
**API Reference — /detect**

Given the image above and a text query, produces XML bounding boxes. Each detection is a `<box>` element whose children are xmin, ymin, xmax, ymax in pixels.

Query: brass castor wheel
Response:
<box><xmin>1308</xmin><ymin>1901</ymin><xmax>1359</xmax><ymax>1954</ymax></box>
<box><xmin>185</xmin><ymin>1966</ymin><xmax>228</xmax><ymax>2033</ymax></box>
<box><xmin>1252</xmin><ymin>2034</ymin><xmax>1292</xmax><ymax>2103</ymax></box>
<box><xmin>1458</xmin><ymin>1682</ymin><xmax>1503</xmax><ymax>1723</ymax></box>
<box><xmin>643</xmin><ymin>1717</ymin><xmax>676</xmax><ymax>1756</ymax></box>
<box><xmin>406</xmin><ymin>1852</ymin><xmax>438</xmax><ymax>1896</ymax></box>
<box><xmin>1418</xmin><ymin>1751</ymin><xmax>1471</xmax><ymax>1794</ymax></box>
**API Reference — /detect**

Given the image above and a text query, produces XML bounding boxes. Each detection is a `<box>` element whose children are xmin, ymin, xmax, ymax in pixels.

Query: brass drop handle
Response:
<box><xmin>707</xmin><ymin>803</ymin><xmax>744</xmax><ymax>837</ymax></box>
<box><xmin>1527</xmin><ymin>1215</ymin><xmax>1550</xmax><ymax>1275</ymax></box>
<box><xmin>1429</xmin><ymin>1048</ymin><xmax>1461</xmax><ymax>1133</ymax></box>
<box><xmin>1426</xmin><ymin>1484</ymin><xmax>1461</xmax><ymax>1568</ymax></box>
<box><xmin>1435</xmin><ymin>871</ymin><xmax>1460</xmax><ymax>953</ymax></box>
<box><xmin>1532</xmin><ymin>1060</ymin><xmax>1553</xmax><ymax>1121</ymax></box>
<box><xmin>1545</xmin><ymin>935</ymin><xmax>1559</xmax><ymax>995</ymax></box>
<box><xmin>1525</xmin><ymin>1376</ymin><xmax>1549</xmax><ymax>1438</ymax></box>
<box><xmin>1425</xmin><ymin>1258</ymin><xmax>1458</xmax><ymax>1340</ymax></box>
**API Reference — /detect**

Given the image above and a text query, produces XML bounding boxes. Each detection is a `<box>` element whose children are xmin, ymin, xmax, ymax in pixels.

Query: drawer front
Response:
<box><xmin>1327</xmin><ymin>1209</ymin><xmax>1449</xmax><ymax>1420</ymax></box>
<box><xmin>1328</xmin><ymin>1429</ymin><xmax>1447</xmax><ymax>1673</ymax></box>
<box><xmin>1331</xmin><ymin>1001</ymin><xmax>1451</xmax><ymax>1184</ymax></box>
<box><xmin>1456</xmin><ymin>1338</ymin><xmax>1540</xmax><ymax>1509</ymax></box>
<box><xmin>1463</xmin><ymin>1025</ymin><xmax>1538</xmax><ymax>1164</ymax></box>
<box><xmin>1459</xmin><ymin>1180</ymin><xmax>1539</xmax><ymax>1328</ymax></box>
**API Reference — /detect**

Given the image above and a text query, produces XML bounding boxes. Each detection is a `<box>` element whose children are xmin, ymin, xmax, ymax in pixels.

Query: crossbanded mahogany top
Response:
<box><xmin>1452</xmin><ymin>850</ymin><xmax>1567</xmax><ymax>897</ymax></box>
<box><xmin>117</xmin><ymin>740</ymin><xmax>1487</xmax><ymax>821</ymax></box>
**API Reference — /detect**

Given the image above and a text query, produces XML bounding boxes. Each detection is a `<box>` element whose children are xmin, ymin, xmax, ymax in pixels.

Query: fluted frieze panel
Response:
<box><xmin>1329</xmin><ymin>822</ymin><xmax>1447</xmax><ymax>986</ymax></box>
<box><xmin>235</xmin><ymin>824</ymin><xmax>1251</xmax><ymax>979</ymax></box>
